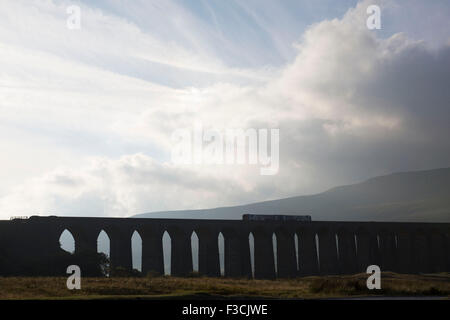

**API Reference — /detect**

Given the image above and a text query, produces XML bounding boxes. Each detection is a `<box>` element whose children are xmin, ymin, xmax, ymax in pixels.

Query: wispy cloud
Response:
<box><xmin>0</xmin><ymin>0</ymin><xmax>449</xmax><ymax>218</ymax></box>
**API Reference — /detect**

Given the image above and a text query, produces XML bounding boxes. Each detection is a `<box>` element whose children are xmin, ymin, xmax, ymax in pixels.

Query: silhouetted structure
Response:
<box><xmin>0</xmin><ymin>216</ymin><xmax>448</xmax><ymax>278</ymax></box>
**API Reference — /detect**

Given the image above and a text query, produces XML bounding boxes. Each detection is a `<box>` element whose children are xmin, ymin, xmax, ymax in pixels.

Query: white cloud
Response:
<box><xmin>0</xmin><ymin>153</ymin><xmax>264</xmax><ymax>218</ymax></box>
<box><xmin>0</xmin><ymin>0</ymin><xmax>449</xmax><ymax>218</ymax></box>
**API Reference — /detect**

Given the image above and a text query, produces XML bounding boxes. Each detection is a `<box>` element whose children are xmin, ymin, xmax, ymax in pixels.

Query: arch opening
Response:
<box><xmin>294</xmin><ymin>233</ymin><xmax>299</xmax><ymax>271</ymax></box>
<box><xmin>97</xmin><ymin>230</ymin><xmax>110</xmax><ymax>276</ymax></box>
<box><xmin>131</xmin><ymin>231</ymin><xmax>142</xmax><ymax>272</ymax></box>
<box><xmin>315</xmin><ymin>233</ymin><xmax>320</xmax><ymax>271</ymax></box>
<box><xmin>218</xmin><ymin>232</ymin><xmax>225</xmax><ymax>276</ymax></box>
<box><xmin>162</xmin><ymin>231</ymin><xmax>171</xmax><ymax>276</ymax></box>
<box><xmin>59</xmin><ymin>229</ymin><xmax>75</xmax><ymax>254</ymax></box>
<box><xmin>335</xmin><ymin>234</ymin><xmax>340</xmax><ymax>261</ymax></box>
<box><xmin>272</xmin><ymin>233</ymin><xmax>278</xmax><ymax>277</ymax></box>
<box><xmin>249</xmin><ymin>232</ymin><xmax>255</xmax><ymax>279</ymax></box>
<box><xmin>191</xmin><ymin>231</ymin><xmax>199</xmax><ymax>273</ymax></box>
<box><xmin>97</xmin><ymin>230</ymin><xmax>110</xmax><ymax>257</ymax></box>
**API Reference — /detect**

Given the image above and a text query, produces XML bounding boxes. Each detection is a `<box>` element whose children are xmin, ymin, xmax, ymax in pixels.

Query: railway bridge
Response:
<box><xmin>1</xmin><ymin>216</ymin><xmax>449</xmax><ymax>278</ymax></box>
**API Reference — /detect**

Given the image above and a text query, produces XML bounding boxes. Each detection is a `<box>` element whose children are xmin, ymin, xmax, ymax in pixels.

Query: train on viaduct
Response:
<box><xmin>0</xmin><ymin>215</ymin><xmax>448</xmax><ymax>278</ymax></box>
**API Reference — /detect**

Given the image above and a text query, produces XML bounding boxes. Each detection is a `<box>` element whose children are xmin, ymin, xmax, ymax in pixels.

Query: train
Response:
<box><xmin>242</xmin><ymin>214</ymin><xmax>312</xmax><ymax>222</ymax></box>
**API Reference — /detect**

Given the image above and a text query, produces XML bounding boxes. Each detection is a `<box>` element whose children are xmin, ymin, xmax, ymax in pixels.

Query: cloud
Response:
<box><xmin>0</xmin><ymin>0</ymin><xmax>449</xmax><ymax>218</ymax></box>
<box><xmin>273</xmin><ymin>1</ymin><xmax>450</xmax><ymax>180</ymax></box>
<box><xmin>0</xmin><ymin>153</ymin><xmax>265</xmax><ymax>218</ymax></box>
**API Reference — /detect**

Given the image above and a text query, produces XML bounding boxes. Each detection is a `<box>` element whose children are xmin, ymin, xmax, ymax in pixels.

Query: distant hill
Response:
<box><xmin>134</xmin><ymin>167</ymin><xmax>450</xmax><ymax>222</ymax></box>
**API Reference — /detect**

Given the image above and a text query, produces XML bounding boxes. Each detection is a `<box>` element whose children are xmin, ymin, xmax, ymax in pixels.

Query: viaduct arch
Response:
<box><xmin>2</xmin><ymin>216</ymin><xmax>449</xmax><ymax>278</ymax></box>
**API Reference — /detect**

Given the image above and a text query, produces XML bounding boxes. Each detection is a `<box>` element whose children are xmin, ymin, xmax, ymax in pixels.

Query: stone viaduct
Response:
<box><xmin>1</xmin><ymin>216</ymin><xmax>449</xmax><ymax>278</ymax></box>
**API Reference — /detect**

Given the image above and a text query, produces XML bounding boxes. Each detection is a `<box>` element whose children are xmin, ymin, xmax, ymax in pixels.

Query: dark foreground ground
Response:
<box><xmin>0</xmin><ymin>272</ymin><xmax>448</xmax><ymax>300</ymax></box>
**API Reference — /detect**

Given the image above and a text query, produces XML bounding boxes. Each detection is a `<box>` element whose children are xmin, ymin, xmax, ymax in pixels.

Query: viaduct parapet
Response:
<box><xmin>1</xmin><ymin>216</ymin><xmax>449</xmax><ymax>278</ymax></box>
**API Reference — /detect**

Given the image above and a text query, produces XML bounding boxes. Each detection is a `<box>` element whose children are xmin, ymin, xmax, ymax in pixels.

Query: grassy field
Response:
<box><xmin>0</xmin><ymin>272</ymin><xmax>449</xmax><ymax>300</ymax></box>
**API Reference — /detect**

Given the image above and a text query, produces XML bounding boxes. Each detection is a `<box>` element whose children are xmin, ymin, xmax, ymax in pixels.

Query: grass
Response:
<box><xmin>0</xmin><ymin>272</ymin><xmax>448</xmax><ymax>300</ymax></box>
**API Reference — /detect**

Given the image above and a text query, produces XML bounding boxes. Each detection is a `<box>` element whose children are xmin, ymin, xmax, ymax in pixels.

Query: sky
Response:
<box><xmin>0</xmin><ymin>0</ymin><xmax>449</xmax><ymax>218</ymax></box>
